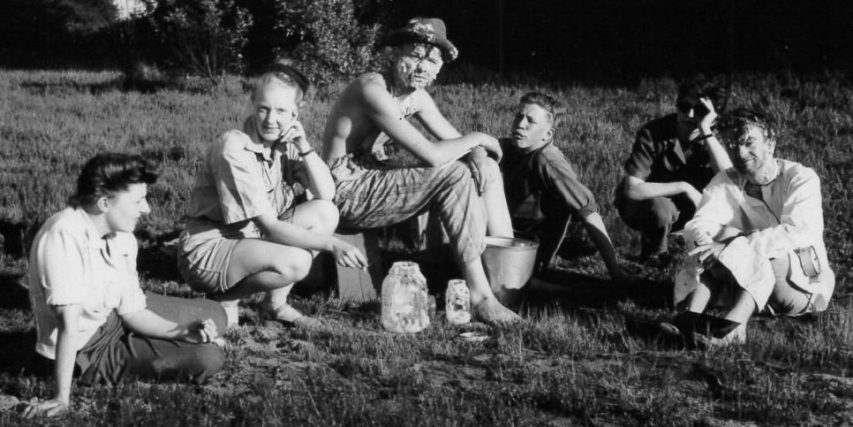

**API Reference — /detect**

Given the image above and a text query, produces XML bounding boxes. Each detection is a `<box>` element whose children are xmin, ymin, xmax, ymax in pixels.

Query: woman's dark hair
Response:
<box><xmin>69</xmin><ymin>153</ymin><xmax>158</xmax><ymax>207</ymax></box>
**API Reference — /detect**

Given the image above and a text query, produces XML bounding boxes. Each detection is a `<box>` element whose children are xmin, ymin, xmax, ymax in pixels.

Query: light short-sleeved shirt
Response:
<box><xmin>186</xmin><ymin>117</ymin><xmax>307</xmax><ymax>236</ymax></box>
<box><xmin>28</xmin><ymin>207</ymin><xmax>147</xmax><ymax>360</ymax></box>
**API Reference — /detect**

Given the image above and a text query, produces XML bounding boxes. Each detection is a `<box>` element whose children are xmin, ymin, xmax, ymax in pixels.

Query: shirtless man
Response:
<box><xmin>321</xmin><ymin>17</ymin><xmax>520</xmax><ymax>324</ymax></box>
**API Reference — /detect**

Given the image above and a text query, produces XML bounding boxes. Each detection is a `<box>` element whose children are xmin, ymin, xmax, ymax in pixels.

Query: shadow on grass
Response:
<box><xmin>0</xmin><ymin>273</ymin><xmax>48</xmax><ymax>378</ymax></box>
<box><xmin>521</xmin><ymin>269</ymin><xmax>672</xmax><ymax>311</ymax></box>
<box><xmin>0</xmin><ymin>272</ymin><xmax>28</xmax><ymax>309</ymax></box>
<box><xmin>137</xmin><ymin>244</ymin><xmax>182</xmax><ymax>283</ymax></box>
<box><xmin>0</xmin><ymin>330</ymin><xmax>48</xmax><ymax>378</ymax></box>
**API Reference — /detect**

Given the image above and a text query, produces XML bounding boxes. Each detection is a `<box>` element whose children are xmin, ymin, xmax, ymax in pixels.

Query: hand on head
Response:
<box><xmin>280</xmin><ymin>121</ymin><xmax>310</xmax><ymax>152</ymax></box>
<box><xmin>696</xmin><ymin>97</ymin><xmax>718</xmax><ymax>136</ymax></box>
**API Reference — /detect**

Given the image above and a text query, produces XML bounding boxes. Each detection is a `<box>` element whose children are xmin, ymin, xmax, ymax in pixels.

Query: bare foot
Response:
<box><xmin>473</xmin><ymin>298</ymin><xmax>522</xmax><ymax>326</ymax></box>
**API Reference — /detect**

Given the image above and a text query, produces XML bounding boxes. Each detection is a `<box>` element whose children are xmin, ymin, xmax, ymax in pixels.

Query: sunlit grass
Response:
<box><xmin>1</xmin><ymin>69</ymin><xmax>852</xmax><ymax>425</ymax></box>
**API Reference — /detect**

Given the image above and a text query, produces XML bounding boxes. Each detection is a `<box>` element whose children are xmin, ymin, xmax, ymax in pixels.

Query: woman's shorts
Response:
<box><xmin>177</xmin><ymin>220</ymin><xmax>243</xmax><ymax>294</ymax></box>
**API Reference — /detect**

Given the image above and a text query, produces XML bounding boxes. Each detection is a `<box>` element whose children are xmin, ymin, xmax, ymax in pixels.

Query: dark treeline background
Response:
<box><xmin>1</xmin><ymin>0</ymin><xmax>851</xmax><ymax>84</ymax></box>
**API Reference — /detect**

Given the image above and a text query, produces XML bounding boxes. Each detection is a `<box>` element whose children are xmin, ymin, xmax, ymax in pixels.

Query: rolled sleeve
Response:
<box><xmin>113</xmin><ymin>233</ymin><xmax>147</xmax><ymax>316</ymax></box>
<box><xmin>38</xmin><ymin>229</ymin><xmax>88</xmax><ymax>306</ymax></box>
<box><xmin>536</xmin><ymin>148</ymin><xmax>598</xmax><ymax>217</ymax></box>
<box><xmin>212</xmin><ymin>131</ymin><xmax>277</xmax><ymax>224</ymax></box>
<box><xmin>115</xmin><ymin>282</ymin><xmax>147</xmax><ymax>316</ymax></box>
<box><xmin>684</xmin><ymin>172</ymin><xmax>736</xmax><ymax>246</ymax></box>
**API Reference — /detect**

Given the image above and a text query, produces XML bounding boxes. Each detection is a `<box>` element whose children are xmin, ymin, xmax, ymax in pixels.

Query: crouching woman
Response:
<box><xmin>24</xmin><ymin>153</ymin><xmax>225</xmax><ymax>418</ymax></box>
<box><xmin>177</xmin><ymin>63</ymin><xmax>366</xmax><ymax>329</ymax></box>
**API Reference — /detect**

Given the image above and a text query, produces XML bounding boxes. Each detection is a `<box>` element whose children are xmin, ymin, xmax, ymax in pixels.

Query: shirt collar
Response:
<box><xmin>73</xmin><ymin>206</ymin><xmax>111</xmax><ymax>251</ymax></box>
<box><xmin>242</xmin><ymin>116</ymin><xmax>281</xmax><ymax>162</ymax></box>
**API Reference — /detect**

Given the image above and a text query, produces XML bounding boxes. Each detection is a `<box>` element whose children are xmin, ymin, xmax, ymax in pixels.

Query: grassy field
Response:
<box><xmin>1</xmin><ymin>69</ymin><xmax>852</xmax><ymax>425</ymax></box>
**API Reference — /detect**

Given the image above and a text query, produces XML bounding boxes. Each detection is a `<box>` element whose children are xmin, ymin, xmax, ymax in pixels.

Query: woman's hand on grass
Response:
<box><xmin>23</xmin><ymin>397</ymin><xmax>68</xmax><ymax>418</ymax></box>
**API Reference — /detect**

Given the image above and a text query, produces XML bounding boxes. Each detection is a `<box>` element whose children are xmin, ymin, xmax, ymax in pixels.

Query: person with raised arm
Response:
<box><xmin>178</xmin><ymin>63</ymin><xmax>366</xmax><ymax>329</ymax></box>
<box><xmin>615</xmin><ymin>76</ymin><xmax>732</xmax><ymax>260</ymax></box>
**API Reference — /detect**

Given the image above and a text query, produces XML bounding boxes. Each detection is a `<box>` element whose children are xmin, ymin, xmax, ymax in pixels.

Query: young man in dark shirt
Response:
<box><xmin>501</xmin><ymin>92</ymin><xmax>623</xmax><ymax>281</ymax></box>
<box><xmin>614</xmin><ymin>76</ymin><xmax>731</xmax><ymax>258</ymax></box>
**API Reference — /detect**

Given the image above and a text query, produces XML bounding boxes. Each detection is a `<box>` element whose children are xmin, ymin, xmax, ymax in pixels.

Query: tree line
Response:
<box><xmin>1</xmin><ymin>0</ymin><xmax>850</xmax><ymax>86</ymax></box>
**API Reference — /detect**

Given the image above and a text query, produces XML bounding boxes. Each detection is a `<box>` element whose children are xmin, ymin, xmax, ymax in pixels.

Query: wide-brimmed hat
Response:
<box><xmin>381</xmin><ymin>17</ymin><xmax>459</xmax><ymax>62</ymax></box>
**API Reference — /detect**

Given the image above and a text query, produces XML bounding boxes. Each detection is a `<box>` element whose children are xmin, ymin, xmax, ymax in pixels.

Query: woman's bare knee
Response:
<box><xmin>227</xmin><ymin>240</ymin><xmax>314</xmax><ymax>287</ymax></box>
<box><xmin>292</xmin><ymin>199</ymin><xmax>339</xmax><ymax>234</ymax></box>
<box><xmin>271</xmin><ymin>249</ymin><xmax>314</xmax><ymax>282</ymax></box>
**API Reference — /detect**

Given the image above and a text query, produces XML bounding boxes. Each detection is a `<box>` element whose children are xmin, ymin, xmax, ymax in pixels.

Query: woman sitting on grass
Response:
<box><xmin>177</xmin><ymin>63</ymin><xmax>366</xmax><ymax>329</ymax></box>
<box><xmin>25</xmin><ymin>153</ymin><xmax>225</xmax><ymax>418</ymax></box>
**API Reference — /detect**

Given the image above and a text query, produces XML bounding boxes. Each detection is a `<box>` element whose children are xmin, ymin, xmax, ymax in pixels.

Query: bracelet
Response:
<box><xmin>298</xmin><ymin>148</ymin><xmax>315</xmax><ymax>157</ymax></box>
<box><xmin>690</xmin><ymin>133</ymin><xmax>715</xmax><ymax>144</ymax></box>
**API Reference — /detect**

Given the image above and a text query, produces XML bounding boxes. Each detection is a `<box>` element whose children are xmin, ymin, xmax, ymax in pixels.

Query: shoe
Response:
<box><xmin>262</xmin><ymin>302</ymin><xmax>323</xmax><ymax>330</ymax></box>
<box><xmin>693</xmin><ymin>322</ymin><xmax>747</xmax><ymax>349</ymax></box>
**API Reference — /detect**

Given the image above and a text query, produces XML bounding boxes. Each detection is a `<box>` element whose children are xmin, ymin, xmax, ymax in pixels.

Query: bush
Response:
<box><xmin>269</xmin><ymin>0</ymin><xmax>382</xmax><ymax>85</ymax></box>
<box><xmin>146</xmin><ymin>0</ymin><xmax>252</xmax><ymax>85</ymax></box>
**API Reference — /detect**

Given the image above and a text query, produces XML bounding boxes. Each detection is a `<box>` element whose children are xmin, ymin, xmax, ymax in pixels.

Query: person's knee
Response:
<box><xmin>477</xmin><ymin>157</ymin><xmax>503</xmax><ymax>190</ymax></box>
<box><xmin>191</xmin><ymin>344</ymin><xmax>225</xmax><ymax>383</ymax></box>
<box><xmin>645</xmin><ymin>198</ymin><xmax>679</xmax><ymax>229</ymax></box>
<box><xmin>270</xmin><ymin>249</ymin><xmax>313</xmax><ymax>282</ymax></box>
<box><xmin>310</xmin><ymin>199</ymin><xmax>340</xmax><ymax>234</ymax></box>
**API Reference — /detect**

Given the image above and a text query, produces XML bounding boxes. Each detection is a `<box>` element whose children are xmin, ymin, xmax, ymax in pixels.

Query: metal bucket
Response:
<box><xmin>482</xmin><ymin>236</ymin><xmax>538</xmax><ymax>308</ymax></box>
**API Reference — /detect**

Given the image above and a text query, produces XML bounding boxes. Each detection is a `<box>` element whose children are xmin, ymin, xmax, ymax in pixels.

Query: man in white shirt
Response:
<box><xmin>671</xmin><ymin>108</ymin><xmax>834</xmax><ymax>346</ymax></box>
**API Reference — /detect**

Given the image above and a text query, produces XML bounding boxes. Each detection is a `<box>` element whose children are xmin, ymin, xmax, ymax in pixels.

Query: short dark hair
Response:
<box><xmin>676</xmin><ymin>75</ymin><xmax>724</xmax><ymax>113</ymax></box>
<box><xmin>519</xmin><ymin>91</ymin><xmax>564</xmax><ymax>127</ymax></box>
<box><xmin>717</xmin><ymin>107</ymin><xmax>776</xmax><ymax>144</ymax></box>
<box><xmin>70</xmin><ymin>153</ymin><xmax>158</xmax><ymax>207</ymax></box>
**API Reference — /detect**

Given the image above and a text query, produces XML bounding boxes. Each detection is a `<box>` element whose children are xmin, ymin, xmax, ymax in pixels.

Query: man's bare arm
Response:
<box><xmin>360</xmin><ymin>81</ymin><xmax>495</xmax><ymax>166</ymax></box>
<box><xmin>695</xmin><ymin>97</ymin><xmax>732</xmax><ymax>173</ymax></box>
<box><xmin>621</xmin><ymin>175</ymin><xmax>703</xmax><ymax>206</ymax></box>
<box><xmin>414</xmin><ymin>91</ymin><xmax>462</xmax><ymax>140</ymax></box>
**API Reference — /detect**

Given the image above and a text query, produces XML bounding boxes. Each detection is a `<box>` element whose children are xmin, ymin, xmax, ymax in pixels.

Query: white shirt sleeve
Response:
<box><xmin>38</xmin><ymin>228</ymin><xmax>89</xmax><ymax>307</ymax></box>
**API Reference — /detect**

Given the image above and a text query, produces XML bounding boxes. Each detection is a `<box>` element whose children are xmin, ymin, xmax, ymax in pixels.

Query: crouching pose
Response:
<box><xmin>178</xmin><ymin>64</ymin><xmax>366</xmax><ymax>329</ymax></box>
<box><xmin>615</xmin><ymin>76</ymin><xmax>731</xmax><ymax>259</ymax></box>
<box><xmin>25</xmin><ymin>153</ymin><xmax>225</xmax><ymax>418</ymax></box>
<box><xmin>322</xmin><ymin>18</ymin><xmax>519</xmax><ymax>325</ymax></box>
<box><xmin>672</xmin><ymin>108</ymin><xmax>835</xmax><ymax>346</ymax></box>
<box><xmin>500</xmin><ymin>92</ymin><xmax>624</xmax><ymax>281</ymax></box>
